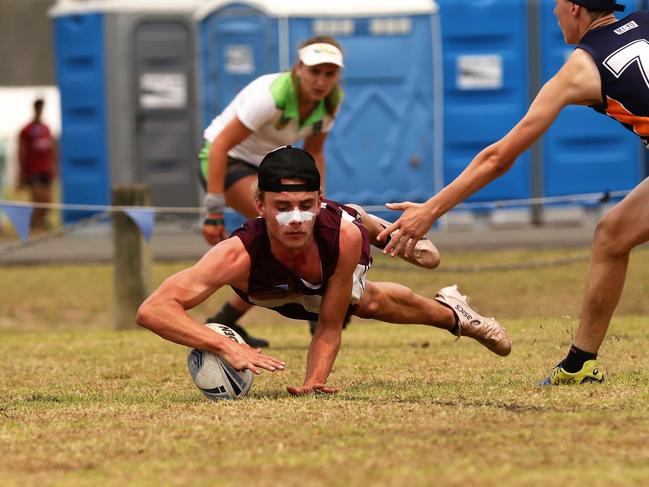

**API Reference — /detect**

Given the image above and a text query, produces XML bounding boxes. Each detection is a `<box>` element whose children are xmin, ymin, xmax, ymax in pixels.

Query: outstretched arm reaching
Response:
<box><xmin>377</xmin><ymin>49</ymin><xmax>602</xmax><ymax>258</ymax></box>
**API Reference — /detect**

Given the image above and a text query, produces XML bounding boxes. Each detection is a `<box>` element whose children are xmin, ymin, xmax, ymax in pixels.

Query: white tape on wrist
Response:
<box><xmin>203</xmin><ymin>193</ymin><xmax>225</xmax><ymax>213</ymax></box>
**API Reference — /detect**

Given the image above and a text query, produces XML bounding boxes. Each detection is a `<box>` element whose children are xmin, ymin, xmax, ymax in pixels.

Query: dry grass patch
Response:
<box><xmin>2</xmin><ymin>248</ymin><xmax>649</xmax><ymax>485</ymax></box>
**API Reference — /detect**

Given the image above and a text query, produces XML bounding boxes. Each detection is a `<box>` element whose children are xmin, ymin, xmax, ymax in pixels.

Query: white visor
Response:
<box><xmin>298</xmin><ymin>43</ymin><xmax>344</xmax><ymax>68</ymax></box>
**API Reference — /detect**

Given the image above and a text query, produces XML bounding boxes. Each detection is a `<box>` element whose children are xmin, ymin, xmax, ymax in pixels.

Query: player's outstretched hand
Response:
<box><xmin>221</xmin><ymin>342</ymin><xmax>285</xmax><ymax>375</ymax></box>
<box><xmin>287</xmin><ymin>383</ymin><xmax>341</xmax><ymax>396</ymax></box>
<box><xmin>377</xmin><ymin>201</ymin><xmax>436</xmax><ymax>259</ymax></box>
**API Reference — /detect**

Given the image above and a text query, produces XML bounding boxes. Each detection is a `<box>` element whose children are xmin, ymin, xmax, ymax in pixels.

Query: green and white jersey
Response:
<box><xmin>203</xmin><ymin>72</ymin><xmax>341</xmax><ymax>166</ymax></box>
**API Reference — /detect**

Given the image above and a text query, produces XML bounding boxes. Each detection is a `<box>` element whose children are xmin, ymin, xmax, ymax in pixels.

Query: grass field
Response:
<box><xmin>2</xmin><ymin>248</ymin><xmax>649</xmax><ymax>486</ymax></box>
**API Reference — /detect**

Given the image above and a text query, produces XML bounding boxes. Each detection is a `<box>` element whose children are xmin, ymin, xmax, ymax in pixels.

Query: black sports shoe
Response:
<box><xmin>206</xmin><ymin>319</ymin><xmax>270</xmax><ymax>348</ymax></box>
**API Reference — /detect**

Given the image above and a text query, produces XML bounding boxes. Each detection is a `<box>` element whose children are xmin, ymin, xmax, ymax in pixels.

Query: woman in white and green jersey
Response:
<box><xmin>199</xmin><ymin>36</ymin><xmax>344</xmax><ymax>347</ymax></box>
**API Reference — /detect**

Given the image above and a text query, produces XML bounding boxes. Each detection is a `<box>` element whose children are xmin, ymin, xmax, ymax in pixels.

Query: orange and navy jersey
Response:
<box><xmin>578</xmin><ymin>11</ymin><xmax>649</xmax><ymax>146</ymax></box>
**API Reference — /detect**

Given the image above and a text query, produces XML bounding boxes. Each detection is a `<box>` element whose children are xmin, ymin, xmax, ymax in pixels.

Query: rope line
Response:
<box><xmin>0</xmin><ymin>189</ymin><xmax>635</xmax><ymax>269</ymax></box>
<box><xmin>9</xmin><ymin>215</ymin><xmax>648</xmax><ymax>273</ymax></box>
<box><xmin>0</xmin><ymin>212</ymin><xmax>110</xmax><ymax>258</ymax></box>
<box><xmin>0</xmin><ymin>188</ymin><xmax>630</xmax><ymax>215</ymax></box>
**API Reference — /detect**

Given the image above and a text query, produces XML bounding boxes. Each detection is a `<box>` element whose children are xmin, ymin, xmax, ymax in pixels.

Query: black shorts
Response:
<box><xmin>198</xmin><ymin>157</ymin><xmax>258</xmax><ymax>191</ymax></box>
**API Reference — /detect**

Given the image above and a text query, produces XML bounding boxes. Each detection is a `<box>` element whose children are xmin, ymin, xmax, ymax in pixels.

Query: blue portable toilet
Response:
<box><xmin>50</xmin><ymin>0</ymin><xmax>203</xmax><ymax>223</ymax></box>
<box><xmin>196</xmin><ymin>0</ymin><xmax>442</xmax><ymax>212</ymax></box>
<box><xmin>539</xmin><ymin>0</ymin><xmax>645</xmax><ymax>199</ymax></box>
<box><xmin>437</xmin><ymin>0</ymin><xmax>532</xmax><ymax>204</ymax></box>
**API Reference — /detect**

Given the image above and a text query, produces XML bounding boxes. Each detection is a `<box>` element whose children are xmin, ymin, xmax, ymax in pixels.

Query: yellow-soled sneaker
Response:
<box><xmin>434</xmin><ymin>285</ymin><xmax>511</xmax><ymax>356</ymax></box>
<box><xmin>539</xmin><ymin>360</ymin><xmax>604</xmax><ymax>386</ymax></box>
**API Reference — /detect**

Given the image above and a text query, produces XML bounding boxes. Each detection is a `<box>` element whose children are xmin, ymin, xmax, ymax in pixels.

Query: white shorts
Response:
<box><xmin>351</xmin><ymin>263</ymin><xmax>370</xmax><ymax>304</ymax></box>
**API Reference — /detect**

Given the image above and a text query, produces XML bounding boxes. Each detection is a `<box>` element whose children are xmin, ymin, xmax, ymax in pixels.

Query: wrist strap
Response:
<box><xmin>203</xmin><ymin>192</ymin><xmax>225</xmax><ymax>213</ymax></box>
<box><xmin>204</xmin><ymin>217</ymin><xmax>225</xmax><ymax>226</ymax></box>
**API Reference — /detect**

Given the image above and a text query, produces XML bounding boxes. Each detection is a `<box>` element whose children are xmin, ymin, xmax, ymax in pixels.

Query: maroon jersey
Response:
<box><xmin>19</xmin><ymin>121</ymin><xmax>55</xmax><ymax>175</ymax></box>
<box><xmin>230</xmin><ymin>200</ymin><xmax>372</xmax><ymax>321</ymax></box>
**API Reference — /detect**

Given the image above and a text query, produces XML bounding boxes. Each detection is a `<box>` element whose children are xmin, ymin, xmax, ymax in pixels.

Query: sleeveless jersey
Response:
<box><xmin>578</xmin><ymin>11</ymin><xmax>649</xmax><ymax>146</ymax></box>
<box><xmin>230</xmin><ymin>200</ymin><xmax>372</xmax><ymax>321</ymax></box>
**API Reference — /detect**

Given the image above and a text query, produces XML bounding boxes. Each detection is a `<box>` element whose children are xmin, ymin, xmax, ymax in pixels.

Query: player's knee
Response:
<box><xmin>362</xmin><ymin>297</ymin><xmax>381</xmax><ymax>317</ymax></box>
<box><xmin>355</xmin><ymin>286</ymin><xmax>382</xmax><ymax>318</ymax></box>
<box><xmin>593</xmin><ymin>214</ymin><xmax>632</xmax><ymax>257</ymax></box>
<box><xmin>356</xmin><ymin>297</ymin><xmax>381</xmax><ymax>318</ymax></box>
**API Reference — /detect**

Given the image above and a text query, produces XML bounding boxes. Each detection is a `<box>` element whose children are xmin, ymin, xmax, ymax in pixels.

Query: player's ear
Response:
<box><xmin>255</xmin><ymin>196</ymin><xmax>264</xmax><ymax>217</ymax></box>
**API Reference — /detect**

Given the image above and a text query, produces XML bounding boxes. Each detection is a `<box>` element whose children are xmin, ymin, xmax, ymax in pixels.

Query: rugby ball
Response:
<box><xmin>187</xmin><ymin>323</ymin><xmax>254</xmax><ymax>400</ymax></box>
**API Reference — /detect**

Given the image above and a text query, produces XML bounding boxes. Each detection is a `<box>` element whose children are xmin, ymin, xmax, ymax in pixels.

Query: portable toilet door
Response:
<box><xmin>198</xmin><ymin>2</ymin><xmax>280</xmax><ymax>129</ymax></box>
<box><xmin>437</xmin><ymin>0</ymin><xmax>532</xmax><ymax>203</ymax></box>
<box><xmin>285</xmin><ymin>1</ymin><xmax>441</xmax><ymax>207</ymax></box>
<box><xmin>132</xmin><ymin>17</ymin><xmax>199</xmax><ymax>208</ymax></box>
<box><xmin>196</xmin><ymin>0</ymin><xmax>441</xmax><ymax>211</ymax></box>
<box><xmin>52</xmin><ymin>10</ymin><xmax>109</xmax><ymax>223</ymax></box>
<box><xmin>538</xmin><ymin>0</ymin><xmax>644</xmax><ymax>199</ymax></box>
<box><xmin>51</xmin><ymin>1</ymin><xmax>202</xmax><ymax>223</ymax></box>
<box><xmin>303</xmin><ymin>9</ymin><xmax>440</xmax><ymax>206</ymax></box>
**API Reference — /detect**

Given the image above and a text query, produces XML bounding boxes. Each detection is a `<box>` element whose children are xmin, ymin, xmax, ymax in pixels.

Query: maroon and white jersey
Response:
<box><xmin>230</xmin><ymin>200</ymin><xmax>372</xmax><ymax>321</ymax></box>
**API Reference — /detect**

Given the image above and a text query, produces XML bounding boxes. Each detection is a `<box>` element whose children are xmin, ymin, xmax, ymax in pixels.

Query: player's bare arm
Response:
<box><xmin>136</xmin><ymin>237</ymin><xmax>285</xmax><ymax>374</ymax></box>
<box><xmin>206</xmin><ymin>117</ymin><xmax>253</xmax><ymax>195</ymax></box>
<box><xmin>203</xmin><ymin>117</ymin><xmax>253</xmax><ymax>245</ymax></box>
<box><xmin>303</xmin><ymin>131</ymin><xmax>328</xmax><ymax>192</ymax></box>
<box><xmin>287</xmin><ymin>218</ymin><xmax>361</xmax><ymax>395</ymax></box>
<box><xmin>378</xmin><ymin>48</ymin><xmax>603</xmax><ymax>258</ymax></box>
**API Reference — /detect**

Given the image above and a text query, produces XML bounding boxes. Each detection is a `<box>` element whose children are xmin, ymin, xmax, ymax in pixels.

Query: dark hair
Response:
<box><xmin>291</xmin><ymin>36</ymin><xmax>344</xmax><ymax>117</ymax></box>
<box><xmin>34</xmin><ymin>99</ymin><xmax>44</xmax><ymax>110</ymax></box>
<box><xmin>572</xmin><ymin>0</ymin><xmax>624</xmax><ymax>15</ymax></box>
<box><xmin>588</xmin><ymin>10</ymin><xmax>613</xmax><ymax>21</ymax></box>
<box><xmin>583</xmin><ymin>6</ymin><xmax>615</xmax><ymax>20</ymax></box>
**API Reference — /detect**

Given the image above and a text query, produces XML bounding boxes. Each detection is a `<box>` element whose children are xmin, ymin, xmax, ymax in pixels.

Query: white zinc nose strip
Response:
<box><xmin>276</xmin><ymin>208</ymin><xmax>315</xmax><ymax>226</ymax></box>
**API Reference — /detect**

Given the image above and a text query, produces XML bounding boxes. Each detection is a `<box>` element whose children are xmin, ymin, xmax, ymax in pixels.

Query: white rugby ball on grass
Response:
<box><xmin>187</xmin><ymin>323</ymin><xmax>254</xmax><ymax>400</ymax></box>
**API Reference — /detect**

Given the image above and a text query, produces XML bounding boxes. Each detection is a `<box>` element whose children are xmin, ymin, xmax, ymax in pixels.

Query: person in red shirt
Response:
<box><xmin>18</xmin><ymin>98</ymin><xmax>57</xmax><ymax>231</ymax></box>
